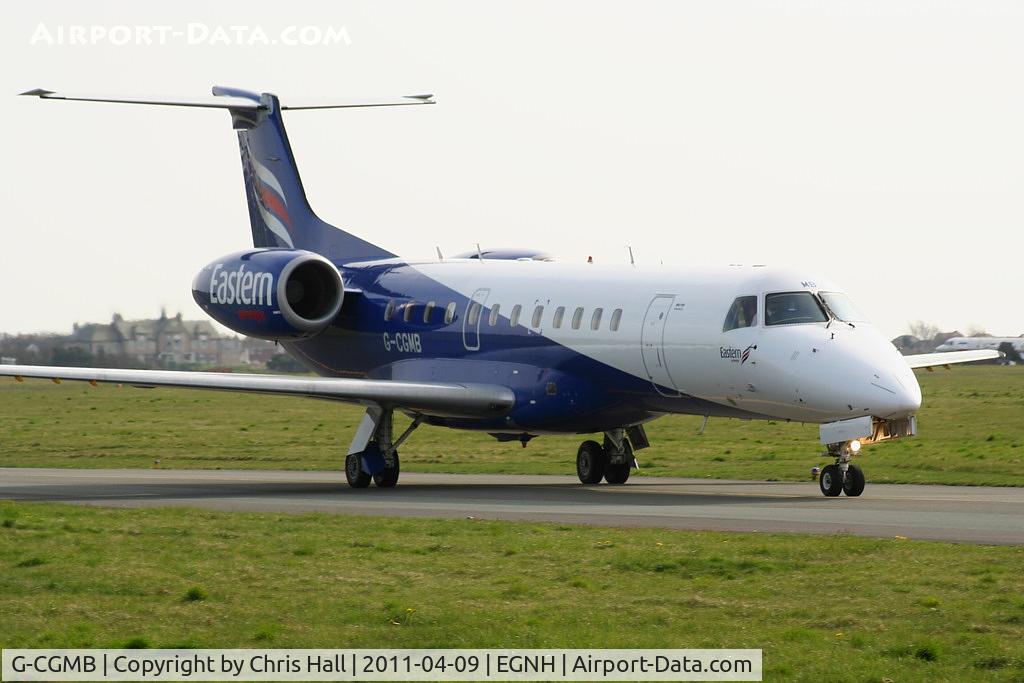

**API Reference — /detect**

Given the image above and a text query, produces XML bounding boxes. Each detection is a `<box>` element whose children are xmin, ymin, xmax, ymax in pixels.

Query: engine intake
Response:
<box><xmin>192</xmin><ymin>249</ymin><xmax>344</xmax><ymax>340</ymax></box>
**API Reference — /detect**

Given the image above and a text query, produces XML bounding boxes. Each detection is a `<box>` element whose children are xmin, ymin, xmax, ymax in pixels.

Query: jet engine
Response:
<box><xmin>192</xmin><ymin>249</ymin><xmax>344</xmax><ymax>340</ymax></box>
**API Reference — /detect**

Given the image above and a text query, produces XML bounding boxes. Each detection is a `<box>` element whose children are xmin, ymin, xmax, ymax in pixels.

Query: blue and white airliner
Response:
<box><xmin>5</xmin><ymin>87</ymin><xmax>998</xmax><ymax>496</ymax></box>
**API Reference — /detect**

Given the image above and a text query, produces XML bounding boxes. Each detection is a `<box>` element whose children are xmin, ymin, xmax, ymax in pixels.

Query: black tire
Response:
<box><xmin>345</xmin><ymin>453</ymin><xmax>371</xmax><ymax>488</ymax></box>
<box><xmin>604</xmin><ymin>463</ymin><xmax>631</xmax><ymax>485</ymax></box>
<box><xmin>819</xmin><ymin>464</ymin><xmax>843</xmax><ymax>497</ymax></box>
<box><xmin>576</xmin><ymin>440</ymin><xmax>607</xmax><ymax>484</ymax></box>
<box><xmin>602</xmin><ymin>435</ymin><xmax>634</xmax><ymax>485</ymax></box>
<box><xmin>373</xmin><ymin>451</ymin><xmax>400</xmax><ymax>488</ymax></box>
<box><xmin>843</xmin><ymin>464</ymin><xmax>865</xmax><ymax>497</ymax></box>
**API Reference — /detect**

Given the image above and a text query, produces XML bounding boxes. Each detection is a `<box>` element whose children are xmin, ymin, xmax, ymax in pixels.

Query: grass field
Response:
<box><xmin>1</xmin><ymin>366</ymin><xmax>1022</xmax><ymax>486</ymax></box>
<box><xmin>1</xmin><ymin>502</ymin><xmax>1023</xmax><ymax>681</ymax></box>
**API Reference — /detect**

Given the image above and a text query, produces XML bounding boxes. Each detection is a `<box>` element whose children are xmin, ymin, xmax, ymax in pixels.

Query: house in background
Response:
<box><xmin>68</xmin><ymin>309</ymin><xmax>259</xmax><ymax>367</ymax></box>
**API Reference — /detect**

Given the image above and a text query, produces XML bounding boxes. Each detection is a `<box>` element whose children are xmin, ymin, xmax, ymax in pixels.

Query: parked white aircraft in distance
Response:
<box><xmin>3</xmin><ymin>86</ymin><xmax>1003</xmax><ymax>498</ymax></box>
<box><xmin>936</xmin><ymin>336</ymin><xmax>1024</xmax><ymax>355</ymax></box>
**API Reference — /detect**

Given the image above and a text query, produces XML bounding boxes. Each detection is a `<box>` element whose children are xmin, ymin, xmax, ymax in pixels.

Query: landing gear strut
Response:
<box><xmin>576</xmin><ymin>427</ymin><xmax>644</xmax><ymax>485</ymax></box>
<box><xmin>819</xmin><ymin>440</ymin><xmax>865</xmax><ymax>497</ymax></box>
<box><xmin>346</xmin><ymin>407</ymin><xmax>421</xmax><ymax>489</ymax></box>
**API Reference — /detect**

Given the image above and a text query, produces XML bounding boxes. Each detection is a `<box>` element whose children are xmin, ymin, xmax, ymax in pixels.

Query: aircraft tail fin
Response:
<box><xmin>19</xmin><ymin>87</ymin><xmax>436</xmax><ymax>264</ymax></box>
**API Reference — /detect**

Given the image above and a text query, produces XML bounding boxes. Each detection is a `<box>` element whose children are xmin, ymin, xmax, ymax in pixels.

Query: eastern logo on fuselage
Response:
<box><xmin>209</xmin><ymin>263</ymin><xmax>274</xmax><ymax>306</ymax></box>
<box><xmin>720</xmin><ymin>344</ymin><xmax>757</xmax><ymax>365</ymax></box>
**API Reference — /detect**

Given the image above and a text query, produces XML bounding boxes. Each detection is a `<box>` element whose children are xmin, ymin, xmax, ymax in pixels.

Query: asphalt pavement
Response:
<box><xmin>2</xmin><ymin>468</ymin><xmax>1022</xmax><ymax>544</ymax></box>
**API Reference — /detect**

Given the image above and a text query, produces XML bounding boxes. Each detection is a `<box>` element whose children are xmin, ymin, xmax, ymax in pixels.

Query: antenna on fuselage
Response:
<box><xmin>476</xmin><ymin>243</ymin><xmax>484</xmax><ymax>261</ymax></box>
<box><xmin>436</xmin><ymin>246</ymin><xmax>444</xmax><ymax>261</ymax></box>
<box><xmin>627</xmin><ymin>246</ymin><xmax>636</xmax><ymax>267</ymax></box>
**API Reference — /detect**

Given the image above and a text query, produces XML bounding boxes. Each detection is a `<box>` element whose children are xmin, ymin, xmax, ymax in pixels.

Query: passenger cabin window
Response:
<box><xmin>552</xmin><ymin>306</ymin><xmax>565</xmax><ymax>329</ymax></box>
<box><xmin>531</xmin><ymin>305</ymin><xmax>544</xmax><ymax>328</ymax></box>
<box><xmin>423</xmin><ymin>301</ymin><xmax>436</xmax><ymax>323</ymax></box>
<box><xmin>591</xmin><ymin>308</ymin><xmax>603</xmax><ymax>330</ymax></box>
<box><xmin>765</xmin><ymin>292</ymin><xmax>828</xmax><ymax>326</ymax></box>
<box><xmin>403</xmin><ymin>302</ymin><xmax>416</xmax><ymax>323</ymax></box>
<box><xmin>467</xmin><ymin>302</ymin><xmax>482</xmax><ymax>326</ymax></box>
<box><xmin>509</xmin><ymin>304</ymin><xmax>522</xmax><ymax>327</ymax></box>
<box><xmin>723</xmin><ymin>296</ymin><xmax>758</xmax><ymax>332</ymax></box>
<box><xmin>571</xmin><ymin>307</ymin><xmax>584</xmax><ymax>330</ymax></box>
<box><xmin>384</xmin><ymin>300</ymin><xmax>396</xmax><ymax>321</ymax></box>
<box><xmin>488</xmin><ymin>304</ymin><xmax>501</xmax><ymax>327</ymax></box>
<box><xmin>610</xmin><ymin>308</ymin><xmax>623</xmax><ymax>331</ymax></box>
<box><xmin>444</xmin><ymin>302</ymin><xmax>457</xmax><ymax>324</ymax></box>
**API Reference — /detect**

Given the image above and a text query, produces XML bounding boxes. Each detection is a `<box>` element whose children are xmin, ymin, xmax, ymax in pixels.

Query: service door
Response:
<box><xmin>641</xmin><ymin>295</ymin><xmax>680</xmax><ymax>396</ymax></box>
<box><xmin>462</xmin><ymin>288</ymin><xmax>490</xmax><ymax>351</ymax></box>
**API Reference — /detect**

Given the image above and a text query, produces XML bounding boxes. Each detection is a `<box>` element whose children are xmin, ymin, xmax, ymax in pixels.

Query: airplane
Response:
<box><xmin>936</xmin><ymin>336</ymin><xmax>1024</xmax><ymax>355</ymax></box>
<box><xmin>4</xmin><ymin>86</ymin><xmax>1000</xmax><ymax>497</ymax></box>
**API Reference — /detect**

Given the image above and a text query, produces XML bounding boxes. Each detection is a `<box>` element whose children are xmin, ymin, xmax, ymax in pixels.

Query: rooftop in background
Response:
<box><xmin>67</xmin><ymin>309</ymin><xmax>243</xmax><ymax>367</ymax></box>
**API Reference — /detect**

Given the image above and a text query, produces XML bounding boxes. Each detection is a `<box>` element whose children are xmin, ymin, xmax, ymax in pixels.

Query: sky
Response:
<box><xmin>1</xmin><ymin>1</ymin><xmax>1022</xmax><ymax>340</ymax></box>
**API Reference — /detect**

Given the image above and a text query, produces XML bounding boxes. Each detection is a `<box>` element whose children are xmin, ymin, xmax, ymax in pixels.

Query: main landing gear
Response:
<box><xmin>346</xmin><ymin>407</ymin><xmax>422</xmax><ymax>489</ymax></box>
<box><xmin>576</xmin><ymin>427</ymin><xmax>646</xmax><ymax>485</ymax></box>
<box><xmin>819</xmin><ymin>440</ymin><xmax>865</xmax><ymax>497</ymax></box>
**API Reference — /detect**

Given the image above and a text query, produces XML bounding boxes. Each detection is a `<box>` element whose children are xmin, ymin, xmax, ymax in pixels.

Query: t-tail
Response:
<box><xmin>18</xmin><ymin>86</ymin><xmax>435</xmax><ymax>265</ymax></box>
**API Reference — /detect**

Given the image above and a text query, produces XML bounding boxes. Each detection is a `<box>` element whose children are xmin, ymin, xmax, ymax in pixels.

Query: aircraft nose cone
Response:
<box><xmin>875</xmin><ymin>366</ymin><xmax>921</xmax><ymax>419</ymax></box>
<box><xmin>904</xmin><ymin>374</ymin><xmax>923</xmax><ymax>413</ymax></box>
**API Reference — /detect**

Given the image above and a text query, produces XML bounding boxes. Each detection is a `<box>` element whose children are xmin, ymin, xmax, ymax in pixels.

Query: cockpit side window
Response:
<box><xmin>765</xmin><ymin>292</ymin><xmax>828</xmax><ymax>326</ymax></box>
<box><xmin>723</xmin><ymin>296</ymin><xmax>758</xmax><ymax>332</ymax></box>
<box><xmin>818</xmin><ymin>292</ymin><xmax>866</xmax><ymax>323</ymax></box>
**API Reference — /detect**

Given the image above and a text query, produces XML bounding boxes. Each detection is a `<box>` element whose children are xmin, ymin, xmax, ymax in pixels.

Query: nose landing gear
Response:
<box><xmin>819</xmin><ymin>440</ymin><xmax>865</xmax><ymax>497</ymax></box>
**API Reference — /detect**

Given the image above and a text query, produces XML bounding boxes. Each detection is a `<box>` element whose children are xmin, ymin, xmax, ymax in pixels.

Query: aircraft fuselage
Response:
<box><xmin>282</xmin><ymin>258</ymin><xmax>922</xmax><ymax>436</ymax></box>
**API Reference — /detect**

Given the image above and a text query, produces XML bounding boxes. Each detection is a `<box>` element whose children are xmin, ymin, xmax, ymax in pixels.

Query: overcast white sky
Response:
<box><xmin>1</xmin><ymin>1</ymin><xmax>1022</xmax><ymax>339</ymax></box>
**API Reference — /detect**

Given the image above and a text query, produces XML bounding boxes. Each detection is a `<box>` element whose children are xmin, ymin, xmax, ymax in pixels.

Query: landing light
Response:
<box><xmin>850</xmin><ymin>439</ymin><xmax>862</xmax><ymax>453</ymax></box>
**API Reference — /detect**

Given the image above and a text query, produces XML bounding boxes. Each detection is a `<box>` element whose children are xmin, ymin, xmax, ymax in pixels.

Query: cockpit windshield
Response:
<box><xmin>818</xmin><ymin>291</ymin><xmax>866</xmax><ymax>323</ymax></box>
<box><xmin>765</xmin><ymin>292</ymin><xmax>828</xmax><ymax>326</ymax></box>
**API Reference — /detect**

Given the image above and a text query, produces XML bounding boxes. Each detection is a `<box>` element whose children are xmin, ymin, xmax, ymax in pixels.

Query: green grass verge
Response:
<box><xmin>1</xmin><ymin>502</ymin><xmax>1022</xmax><ymax>681</ymax></box>
<box><xmin>1</xmin><ymin>366</ymin><xmax>1022</xmax><ymax>486</ymax></box>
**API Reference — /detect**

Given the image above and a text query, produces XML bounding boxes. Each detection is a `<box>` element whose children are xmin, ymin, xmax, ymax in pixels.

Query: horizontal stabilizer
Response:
<box><xmin>0</xmin><ymin>365</ymin><xmax>513</xmax><ymax>419</ymax></box>
<box><xmin>903</xmin><ymin>349</ymin><xmax>1001</xmax><ymax>369</ymax></box>
<box><xmin>19</xmin><ymin>88</ymin><xmax>435</xmax><ymax>111</ymax></box>
<box><xmin>283</xmin><ymin>94</ymin><xmax>434</xmax><ymax>110</ymax></box>
<box><xmin>19</xmin><ymin>89</ymin><xmax>261</xmax><ymax>109</ymax></box>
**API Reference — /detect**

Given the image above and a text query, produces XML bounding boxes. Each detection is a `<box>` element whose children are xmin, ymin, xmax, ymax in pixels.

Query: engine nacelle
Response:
<box><xmin>192</xmin><ymin>249</ymin><xmax>344</xmax><ymax>340</ymax></box>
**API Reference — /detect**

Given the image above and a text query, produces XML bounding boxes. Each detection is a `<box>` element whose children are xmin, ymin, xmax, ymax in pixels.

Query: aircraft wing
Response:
<box><xmin>0</xmin><ymin>365</ymin><xmax>514</xmax><ymax>419</ymax></box>
<box><xmin>903</xmin><ymin>350</ymin><xmax>1002</xmax><ymax>369</ymax></box>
